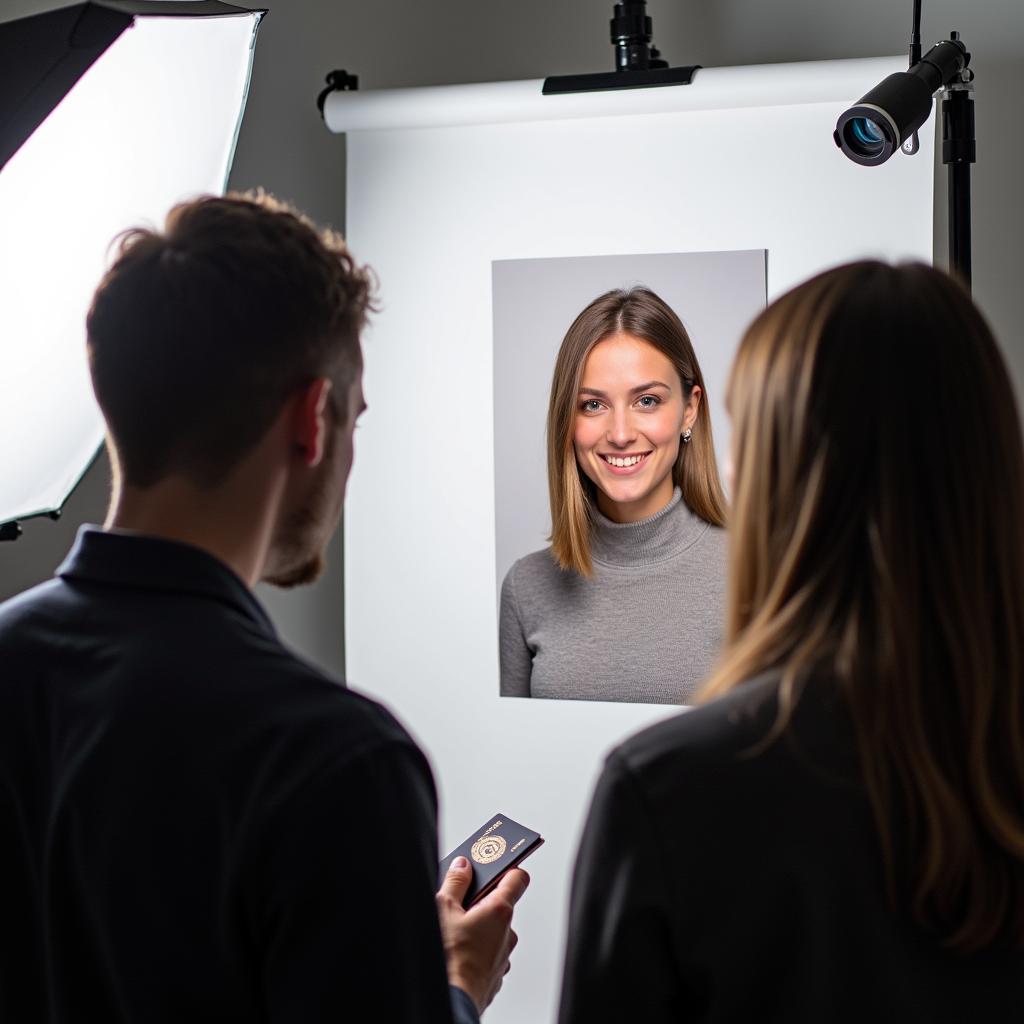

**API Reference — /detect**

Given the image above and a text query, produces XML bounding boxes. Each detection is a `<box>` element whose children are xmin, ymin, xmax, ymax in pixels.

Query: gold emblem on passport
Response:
<box><xmin>471</xmin><ymin>834</ymin><xmax>507</xmax><ymax>864</ymax></box>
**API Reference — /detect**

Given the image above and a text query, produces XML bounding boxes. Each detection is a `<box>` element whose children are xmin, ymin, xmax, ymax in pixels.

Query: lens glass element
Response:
<box><xmin>851</xmin><ymin>118</ymin><xmax>884</xmax><ymax>146</ymax></box>
<box><xmin>842</xmin><ymin>114</ymin><xmax>889</xmax><ymax>159</ymax></box>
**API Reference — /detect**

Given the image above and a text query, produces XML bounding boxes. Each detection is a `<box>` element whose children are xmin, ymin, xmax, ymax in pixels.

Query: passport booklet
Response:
<box><xmin>439</xmin><ymin>813</ymin><xmax>544</xmax><ymax>908</ymax></box>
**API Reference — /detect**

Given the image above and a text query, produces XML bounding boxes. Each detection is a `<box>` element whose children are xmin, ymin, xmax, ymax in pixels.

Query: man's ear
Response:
<box><xmin>291</xmin><ymin>378</ymin><xmax>333</xmax><ymax>468</ymax></box>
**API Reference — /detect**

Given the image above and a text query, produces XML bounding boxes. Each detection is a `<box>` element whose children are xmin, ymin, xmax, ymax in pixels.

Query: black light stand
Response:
<box><xmin>942</xmin><ymin>39</ymin><xmax>976</xmax><ymax>288</ymax></box>
<box><xmin>543</xmin><ymin>1</ymin><xmax>699</xmax><ymax>96</ymax></box>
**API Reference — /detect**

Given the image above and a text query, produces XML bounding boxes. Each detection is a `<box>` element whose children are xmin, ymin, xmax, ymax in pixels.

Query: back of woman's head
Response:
<box><xmin>703</xmin><ymin>260</ymin><xmax>1024</xmax><ymax>951</ymax></box>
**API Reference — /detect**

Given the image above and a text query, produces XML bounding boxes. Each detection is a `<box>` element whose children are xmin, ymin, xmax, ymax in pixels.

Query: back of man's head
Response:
<box><xmin>86</xmin><ymin>191</ymin><xmax>372</xmax><ymax>489</ymax></box>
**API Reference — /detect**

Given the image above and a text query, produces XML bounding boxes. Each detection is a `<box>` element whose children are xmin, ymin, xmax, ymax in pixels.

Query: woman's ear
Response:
<box><xmin>291</xmin><ymin>377</ymin><xmax>333</xmax><ymax>468</ymax></box>
<box><xmin>684</xmin><ymin>384</ymin><xmax>703</xmax><ymax>431</ymax></box>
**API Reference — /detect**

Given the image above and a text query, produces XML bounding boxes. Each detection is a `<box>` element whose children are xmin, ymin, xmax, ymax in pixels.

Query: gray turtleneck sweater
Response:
<box><xmin>499</xmin><ymin>489</ymin><xmax>727</xmax><ymax>704</ymax></box>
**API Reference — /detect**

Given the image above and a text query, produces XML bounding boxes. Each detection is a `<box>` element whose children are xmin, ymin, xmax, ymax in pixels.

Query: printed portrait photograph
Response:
<box><xmin>493</xmin><ymin>249</ymin><xmax>767</xmax><ymax>705</ymax></box>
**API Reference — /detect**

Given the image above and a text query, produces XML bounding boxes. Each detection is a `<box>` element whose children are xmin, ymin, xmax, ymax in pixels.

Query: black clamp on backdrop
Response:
<box><xmin>544</xmin><ymin>1</ymin><xmax>699</xmax><ymax>95</ymax></box>
<box><xmin>317</xmin><ymin>69</ymin><xmax>359</xmax><ymax>118</ymax></box>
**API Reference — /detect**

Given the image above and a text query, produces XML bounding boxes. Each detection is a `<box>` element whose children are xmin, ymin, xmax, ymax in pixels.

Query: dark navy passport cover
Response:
<box><xmin>439</xmin><ymin>813</ymin><xmax>544</xmax><ymax>907</ymax></box>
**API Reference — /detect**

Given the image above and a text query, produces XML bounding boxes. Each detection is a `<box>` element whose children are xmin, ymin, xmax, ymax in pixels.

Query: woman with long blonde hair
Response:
<box><xmin>499</xmin><ymin>286</ymin><xmax>727</xmax><ymax>703</ymax></box>
<box><xmin>559</xmin><ymin>262</ymin><xmax>1024</xmax><ymax>1020</ymax></box>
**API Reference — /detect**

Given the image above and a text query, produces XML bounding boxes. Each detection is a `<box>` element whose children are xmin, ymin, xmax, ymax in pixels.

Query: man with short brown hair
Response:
<box><xmin>0</xmin><ymin>192</ymin><xmax>526</xmax><ymax>1022</ymax></box>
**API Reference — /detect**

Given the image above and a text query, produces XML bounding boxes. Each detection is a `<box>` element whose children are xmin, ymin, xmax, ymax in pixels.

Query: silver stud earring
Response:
<box><xmin>682</xmin><ymin>428</ymin><xmax>692</xmax><ymax>444</ymax></box>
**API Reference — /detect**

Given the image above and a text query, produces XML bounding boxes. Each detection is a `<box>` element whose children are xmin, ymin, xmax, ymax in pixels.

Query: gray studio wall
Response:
<box><xmin>3</xmin><ymin>0</ymin><xmax>1023</xmax><ymax>677</ymax></box>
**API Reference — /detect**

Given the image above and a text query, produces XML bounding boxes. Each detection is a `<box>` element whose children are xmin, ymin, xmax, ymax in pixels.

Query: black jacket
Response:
<box><xmin>559</xmin><ymin>674</ymin><xmax>1024</xmax><ymax>1022</ymax></box>
<box><xmin>0</xmin><ymin>527</ymin><xmax>473</xmax><ymax>1023</ymax></box>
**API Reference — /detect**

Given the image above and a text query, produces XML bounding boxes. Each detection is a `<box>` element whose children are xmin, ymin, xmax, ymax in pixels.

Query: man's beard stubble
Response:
<box><xmin>262</xmin><ymin>504</ymin><xmax>330</xmax><ymax>589</ymax></box>
<box><xmin>263</xmin><ymin>400</ymin><xmax>343</xmax><ymax>590</ymax></box>
<box><xmin>263</xmin><ymin>547</ymin><xmax>325</xmax><ymax>589</ymax></box>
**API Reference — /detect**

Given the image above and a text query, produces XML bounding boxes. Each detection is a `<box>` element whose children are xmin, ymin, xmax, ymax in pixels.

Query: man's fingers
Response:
<box><xmin>492</xmin><ymin>867</ymin><xmax>530</xmax><ymax>906</ymax></box>
<box><xmin>437</xmin><ymin>856</ymin><xmax>472</xmax><ymax>903</ymax></box>
<box><xmin>501</xmin><ymin>932</ymin><xmax>518</xmax><ymax>978</ymax></box>
<box><xmin>501</xmin><ymin>929</ymin><xmax>520</xmax><ymax>979</ymax></box>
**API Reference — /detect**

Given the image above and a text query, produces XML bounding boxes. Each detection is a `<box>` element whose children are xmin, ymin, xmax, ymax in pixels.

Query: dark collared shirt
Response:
<box><xmin>0</xmin><ymin>527</ymin><xmax>470</xmax><ymax>1023</ymax></box>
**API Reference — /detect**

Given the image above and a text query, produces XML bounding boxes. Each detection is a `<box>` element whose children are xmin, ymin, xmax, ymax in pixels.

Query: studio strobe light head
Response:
<box><xmin>834</xmin><ymin>37</ymin><xmax>969</xmax><ymax>166</ymax></box>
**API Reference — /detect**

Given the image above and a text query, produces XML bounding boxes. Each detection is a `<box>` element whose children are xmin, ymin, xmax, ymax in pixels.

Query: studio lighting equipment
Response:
<box><xmin>833</xmin><ymin>37</ymin><xmax>968</xmax><ymax>167</ymax></box>
<box><xmin>834</xmin><ymin>1</ymin><xmax>976</xmax><ymax>287</ymax></box>
<box><xmin>542</xmin><ymin>1</ymin><xmax>699</xmax><ymax>95</ymax></box>
<box><xmin>611</xmin><ymin>0</ymin><xmax>668</xmax><ymax>73</ymax></box>
<box><xmin>0</xmin><ymin>1</ymin><xmax>264</xmax><ymax>540</ymax></box>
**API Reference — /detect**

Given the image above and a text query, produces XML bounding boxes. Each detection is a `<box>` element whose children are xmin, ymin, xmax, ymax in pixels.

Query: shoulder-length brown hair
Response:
<box><xmin>547</xmin><ymin>287</ymin><xmax>726</xmax><ymax>575</ymax></box>
<box><xmin>701</xmin><ymin>260</ymin><xmax>1024</xmax><ymax>951</ymax></box>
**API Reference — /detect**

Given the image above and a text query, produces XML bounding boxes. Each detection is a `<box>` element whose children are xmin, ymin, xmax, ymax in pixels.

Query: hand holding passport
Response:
<box><xmin>439</xmin><ymin>813</ymin><xmax>544</xmax><ymax>908</ymax></box>
<box><xmin>436</xmin><ymin>814</ymin><xmax>541</xmax><ymax>1013</ymax></box>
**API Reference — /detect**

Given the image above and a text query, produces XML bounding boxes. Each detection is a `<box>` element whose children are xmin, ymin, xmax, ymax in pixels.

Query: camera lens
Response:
<box><xmin>844</xmin><ymin>116</ymin><xmax>887</xmax><ymax>157</ymax></box>
<box><xmin>834</xmin><ymin>42</ymin><xmax>969</xmax><ymax>168</ymax></box>
<box><xmin>851</xmin><ymin>117</ymin><xmax>884</xmax><ymax>145</ymax></box>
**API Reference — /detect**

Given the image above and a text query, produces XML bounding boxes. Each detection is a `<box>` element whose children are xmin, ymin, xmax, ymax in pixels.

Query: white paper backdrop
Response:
<box><xmin>338</xmin><ymin>57</ymin><xmax>934</xmax><ymax>1023</ymax></box>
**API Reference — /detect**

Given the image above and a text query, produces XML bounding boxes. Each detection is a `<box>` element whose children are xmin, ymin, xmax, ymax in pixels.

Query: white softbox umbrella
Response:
<box><xmin>0</xmin><ymin>0</ymin><xmax>264</xmax><ymax>536</ymax></box>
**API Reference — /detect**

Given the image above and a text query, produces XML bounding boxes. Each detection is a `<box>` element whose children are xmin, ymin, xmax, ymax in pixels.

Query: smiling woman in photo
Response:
<box><xmin>499</xmin><ymin>287</ymin><xmax>727</xmax><ymax>703</ymax></box>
